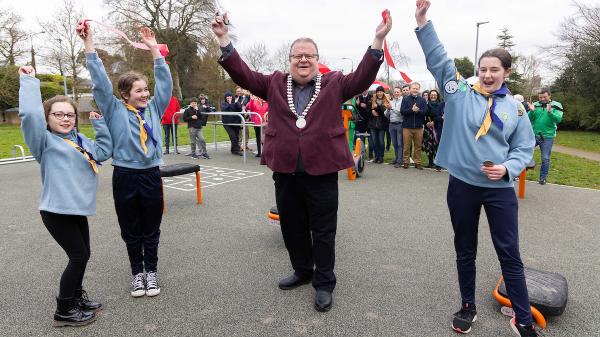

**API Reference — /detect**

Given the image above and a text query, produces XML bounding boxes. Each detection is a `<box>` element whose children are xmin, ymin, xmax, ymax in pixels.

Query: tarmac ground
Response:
<box><xmin>1</xmin><ymin>145</ymin><xmax>598</xmax><ymax>337</ymax></box>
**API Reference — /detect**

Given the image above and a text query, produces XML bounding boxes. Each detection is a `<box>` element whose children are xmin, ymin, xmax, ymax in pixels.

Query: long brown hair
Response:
<box><xmin>371</xmin><ymin>90</ymin><xmax>390</xmax><ymax>110</ymax></box>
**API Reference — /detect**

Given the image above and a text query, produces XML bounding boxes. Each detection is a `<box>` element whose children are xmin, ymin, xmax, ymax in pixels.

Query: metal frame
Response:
<box><xmin>171</xmin><ymin>110</ymin><xmax>263</xmax><ymax>163</ymax></box>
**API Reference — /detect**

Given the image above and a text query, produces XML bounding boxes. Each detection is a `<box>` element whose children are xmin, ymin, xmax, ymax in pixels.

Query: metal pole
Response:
<box><xmin>474</xmin><ymin>21</ymin><xmax>489</xmax><ymax>77</ymax></box>
<box><xmin>213</xmin><ymin>122</ymin><xmax>217</xmax><ymax>151</ymax></box>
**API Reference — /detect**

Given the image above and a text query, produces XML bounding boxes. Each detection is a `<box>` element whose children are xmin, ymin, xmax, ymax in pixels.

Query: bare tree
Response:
<box><xmin>518</xmin><ymin>54</ymin><xmax>543</xmax><ymax>101</ymax></box>
<box><xmin>105</xmin><ymin>0</ymin><xmax>216</xmax><ymax>98</ymax></box>
<box><xmin>242</xmin><ymin>42</ymin><xmax>271</xmax><ymax>72</ymax></box>
<box><xmin>39</xmin><ymin>0</ymin><xmax>85</xmax><ymax>100</ymax></box>
<box><xmin>0</xmin><ymin>10</ymin><xmax>27</xmax><ymax>65</ymax></box>
<box><xmin>270</xmin><ymin>41</ymin><xmax>291</xmax><ymax>72</ymax></box>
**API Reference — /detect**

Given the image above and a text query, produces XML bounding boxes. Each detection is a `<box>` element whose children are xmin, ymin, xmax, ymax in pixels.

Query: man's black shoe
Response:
<box><xmin>314</xmin><ymin>290</ymin><xmax>332</xmax><ymax>312</ymax></box>
<box><xmin>278</xmin><ymin>274</ymin><xmax>311</xmax><ymax>290</ymax></box>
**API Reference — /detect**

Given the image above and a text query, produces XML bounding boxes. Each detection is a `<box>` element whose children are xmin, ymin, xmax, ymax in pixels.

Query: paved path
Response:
<box><xmin>552</xmin><ymin>144</ymin><xmax>600</xmax><ymax>162</ymax></box>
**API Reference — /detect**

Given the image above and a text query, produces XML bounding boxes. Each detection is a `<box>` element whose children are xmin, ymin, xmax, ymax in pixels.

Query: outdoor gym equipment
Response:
<box><xmin>160</xmin><ymin>163</ymin><xmax>202</xmax><ymax>213</ymax></box>
<box><xmin>493</xmin><ymin>267</ymin><xmax>568</xmax><ymax>329</ymax></box>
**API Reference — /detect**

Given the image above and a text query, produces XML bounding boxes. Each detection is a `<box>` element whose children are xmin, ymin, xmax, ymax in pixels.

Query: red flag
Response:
<box><xmin>383</xmin><ymin>39</ymin><xmax>396</xmax><ymax>70</ymax></box>
<box><xmin>399</xmin><ymin>71</ymin><xmax>412</xmax><ymax>83</ymax></box>
<box><xmin>383</xmin><ymin>39</ymin><xmax>413</xmax><ymax>83</ymax></box>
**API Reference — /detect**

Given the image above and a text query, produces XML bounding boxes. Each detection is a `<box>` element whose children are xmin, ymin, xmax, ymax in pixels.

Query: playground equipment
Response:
<box><xmin>517</xmin><ymin>160</ymin><xmax>537</xmax><ymax>199</ymax></box>
<box><xmin>342</xmin><ymin>106</ymin><xmax>366</xmax><ymax>180</ymax></box>
<box><xmin>267</xmin><ymin>206</ymin><xmax>279</xmax><ymax>226</ymax></box>
<box><xmin>493</xmin><ymin>267</ymin><xmax>568</xmax><ymax>329</ymax></box>
<box><xmin>160</xmin><ymin>163</ymin><xmax>202</xmax><ymax>213</ymax></box>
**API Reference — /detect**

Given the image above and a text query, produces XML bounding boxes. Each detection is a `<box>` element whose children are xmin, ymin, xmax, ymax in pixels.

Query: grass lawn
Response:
<box><xmin>525</xmin><ymin>149</ymin><xmax>600</xmax><ymax>190</ymax></box>
<box><xmin>555</xmin><ymin>130</ymin><xmax>600</xmax><ymax>153</ymax></box>
<box><xmin>379</xmin><ymin>145</ymin><xmax>600</xmax><ymax>190</ymax></box>
<box><xmin>3</xmin><ymin>124</ymin><xmax>599</xmax><ymax>190</ymax></box>
<box><xmin>0</xmin><ymin>123</ymin><xmax>234</xmax><ymax>158</ymax></box>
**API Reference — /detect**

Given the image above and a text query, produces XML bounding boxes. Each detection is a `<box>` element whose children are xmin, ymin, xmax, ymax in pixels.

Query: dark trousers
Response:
<box><xmin>370</xmin><ymin>128</ymin><xmax>386</xmax><ymax>160</ymax></box>
<box><xmin>447</xmin><ymin>175</ymin><xmax>533</xmax><ymax>326</ymax></box>
<box><xmin>273</xmin><ymin>172</ymin><xmax>338</xmax><ymax>292</ymax></box>
<box><xmin>385</xmin><ymin>128</ymin><xmax>391</xmax><ymax>151</ymax></box>
<box><xmin>254</xmin><ymin>126</ymin><xmax>262</xmax><ymax>155</ymax></box>
<box><xmin>112</xmin><ymin>166</ymin><xmax>163</xmax><ymax>275</ymax></box>
<box><xmin>223</xmin><ymin>125</ymin><xmax>241</xmax><ymax>153</ymax></box>
<box><xmin>162</xmin><ymin>124</ymin><xmax>178</xmax><ymax>148</ymax></box>
<box><xmin>41</xmin><ymin>211</ymin><xmax>90</xmax><ymax>299</ymax></box>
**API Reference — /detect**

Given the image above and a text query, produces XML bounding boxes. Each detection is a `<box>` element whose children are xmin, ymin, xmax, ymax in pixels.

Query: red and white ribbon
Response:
<box><xmin>77</xmin><ymin>19</ymin><xmax>169</xmax><ymax>57</ymax></box>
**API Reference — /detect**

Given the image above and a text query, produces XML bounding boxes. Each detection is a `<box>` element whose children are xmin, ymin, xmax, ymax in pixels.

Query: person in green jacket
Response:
<box><xmin>527</xmin><ymin>88</ymin><xmax>563</xmax><ymax>185</ymax></box>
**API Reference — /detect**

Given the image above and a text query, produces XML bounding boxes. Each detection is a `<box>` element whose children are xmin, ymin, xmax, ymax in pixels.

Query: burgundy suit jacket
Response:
<box><xmin>219</xmin><ymin>48</ymin><xmax>383</xmax><ymax>175</ymax></box>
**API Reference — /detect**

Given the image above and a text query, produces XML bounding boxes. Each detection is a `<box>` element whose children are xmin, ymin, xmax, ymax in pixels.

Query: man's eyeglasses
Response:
<box><xmin>50</xmin><ymin>112</ymin><xmax>76</xmax><ymax>120</ymax></box>
<box><xmin>289</xmin><ymin>54</ymin><xmax>319</xmax><ymax>61</ymax></box>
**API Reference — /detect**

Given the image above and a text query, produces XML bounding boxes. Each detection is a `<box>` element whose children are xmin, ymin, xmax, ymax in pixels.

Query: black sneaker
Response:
<box><xmin>539</xmin><ymin>179</ymin><xmax>546</xmax><ymax>185</ymax></box>
<box><xmin>452</xmin><ymin>303</ymin><xmax>477</xmax><ymax>334</ymax></box>
<box><xmin>191</xmin><ymin>154</ymin><xmax>199</xmax><ymax>159</ymax></box>
<box><xmin>130</xmin><ymin>273</ymin><xmax>145</xmax><ymax>297</ymax></box>
<box><xmin>510</xmin><ymin>317</ymin><xmax>543</xmax><ymax>337</ymax></box>
<box><xmin>202</xmin><ymin>153</ymin><xmax>210</xmax><ymax>159</ymax></box>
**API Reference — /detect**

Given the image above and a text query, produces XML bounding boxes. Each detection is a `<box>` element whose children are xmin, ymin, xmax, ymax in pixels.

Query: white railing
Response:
<box><xmin>171</xmin><ymin>110</ymin><xmax>263</xmax><ymax>164</ymax></box>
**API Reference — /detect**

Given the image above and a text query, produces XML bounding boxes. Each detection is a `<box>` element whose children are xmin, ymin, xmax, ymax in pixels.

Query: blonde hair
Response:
<box><xmin>371</xmin><ymin>91</ymin><xmax>391</xmax><ymax>110</ymax></box>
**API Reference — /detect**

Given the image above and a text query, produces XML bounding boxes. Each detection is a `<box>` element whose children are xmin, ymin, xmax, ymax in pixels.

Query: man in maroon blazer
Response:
<box><xmin>212</xmin><ymin>11</ymin><xmax>392</xmax><ymax>312</ymax></box>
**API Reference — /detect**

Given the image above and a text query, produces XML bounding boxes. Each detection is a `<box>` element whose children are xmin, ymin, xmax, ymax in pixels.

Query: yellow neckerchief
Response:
<box><xmin>125</xmin><ymin>103</ymin><xmax>150</xmax><ymax>154</ymax></box>
<box><xmin>63</xmin><ymin>139</ymin><xmax>99</xmax><ymax>174</ymax></box>
<box><xmin>471</xmin><ymin>82</ymin><xmax>494</xmax><ymax>140</ymax></box>
<box><xmin>471</xmin><ymin>81</ymin><xmax>509</xmax><ymax>141</ymax></box>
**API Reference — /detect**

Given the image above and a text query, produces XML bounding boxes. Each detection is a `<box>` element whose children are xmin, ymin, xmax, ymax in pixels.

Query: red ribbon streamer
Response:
<box><xmin>383</xmin><ymin>39</ymin><xmax>412</xmax><ymax>83</ymax></box>
<box><xmin>77</xmin><ymin>19</ymin><xmax>169</xmax><ymax>57</ymax></box>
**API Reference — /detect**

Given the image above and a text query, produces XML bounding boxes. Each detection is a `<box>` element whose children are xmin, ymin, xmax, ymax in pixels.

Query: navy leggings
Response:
<box><xmin>447</xmin><ymin>175</ymin><xmax>533</xmax><ymax>326</ymax></box>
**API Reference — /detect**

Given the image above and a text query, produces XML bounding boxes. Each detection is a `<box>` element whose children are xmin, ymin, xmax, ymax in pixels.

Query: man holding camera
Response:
<box><xmin>527</xmin><ymin>88</ymin><xmax>563</xmax><ymax>185</ymax></box>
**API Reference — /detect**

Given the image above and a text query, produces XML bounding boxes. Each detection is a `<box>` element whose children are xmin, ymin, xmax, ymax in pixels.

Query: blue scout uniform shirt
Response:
<box><xmin>86</xmin><ymin>53</ymin><xmax>173</xmax><ymax>169</ymax></box>
<box><xmin>416</xmin><ymin>21</ymin><xmax>535</xmax><ymax>188</ymax></box>
<box><xmin>19</xmin><ymin>75</ymin><xmax>112</xmax><ymax>215</ymax></box>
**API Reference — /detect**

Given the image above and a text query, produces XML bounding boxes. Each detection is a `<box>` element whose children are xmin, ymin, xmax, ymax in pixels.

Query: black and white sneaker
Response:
<box><xmin>510</xmin><ymin>317</ymin><xmax>543</xmax><ymax>336</ymax></box>
<box><xmin>130</xmin><ymin>273</ymin><xmax>145</xmax><ymax>297</ymax></box>
<box><xmin>452</xmin><ymin>303</ymin><xmax>477</xmax><ymax>334</ymax></box>
<box><xmin>146</xmin><ymin>271</ymin><xmax>160</xmax><ymax>297</ymax></box>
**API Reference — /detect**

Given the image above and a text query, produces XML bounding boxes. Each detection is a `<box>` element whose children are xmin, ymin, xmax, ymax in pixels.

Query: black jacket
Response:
<box><xmin>183</xmin><ymin>105</ymin><xmax>210</xmax><ymax>128</ymax></box>
<box><xmin>221</xmin><ymin>92</ymin><xmax>243</xmax><ymax>124</ymax></box>
<box><xmin>354</xmin><ymin>94</ymin><xmax>372</xmax><ymax>132</ymax></box>
<box><xmin>400</xmin><ymin>95</ymin><xmax>429</xmax><ymax>129</ymax></box>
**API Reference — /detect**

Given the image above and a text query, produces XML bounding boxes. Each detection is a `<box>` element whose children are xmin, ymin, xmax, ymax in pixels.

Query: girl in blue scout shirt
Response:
<box><xmin>18</xmin><ymin>66</ymin><xmax>112</xmax><ymax>327</ymax></box>
<box><xmin>78</xmin><ymin>24</ymin><xmax>173</xmax><ymax>298</ymax></box>
<box><xmin>414</xmin><ymin>1</ymin><xmax>539</xmax><ymax>336</ymax></box>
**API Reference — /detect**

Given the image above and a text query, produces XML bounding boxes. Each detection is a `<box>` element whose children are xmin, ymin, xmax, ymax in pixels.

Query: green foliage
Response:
<box><xmin>550</xmin><ymin>3</ymin><xmax>600</xmax><ymax>131</ymax></box>
<box><xmin>37</xmin><ymin>74</ymin><xmax>63</xmax><ymax>83</ymax></box>
<box><xmin>494</xmin><ymin>27</ymin><xmax>523</xmax><ymax>94</ymax></box>
<box><xmin>0</xmin><ymin>65</ymin><xmax>19</xmax><ymax>110</ymax></box>
<box><xmin>40</xmin><ymin>82</ymin><xmax>65</xmax><ymax>101</ymax></box>
<box><xmin>454</xmin><ymin>57</ymin><xmax>474</xmax><ymax>78</ymax></box>
<box><xmin>552</xmin><ymin>44</ymin><xmax>600</xmax><ymax>130</ymax></box>
<box><xmin>497</xmin><ymin>27</ymin><xmax>515</xmax><ymax>51</ymax></box>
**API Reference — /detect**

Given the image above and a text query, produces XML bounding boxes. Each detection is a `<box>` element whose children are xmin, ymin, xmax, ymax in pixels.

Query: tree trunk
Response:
<box><xmin>169</xmin><ymin>58</ymin><xmax>182</xmax><ymax>100</ymax></box>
